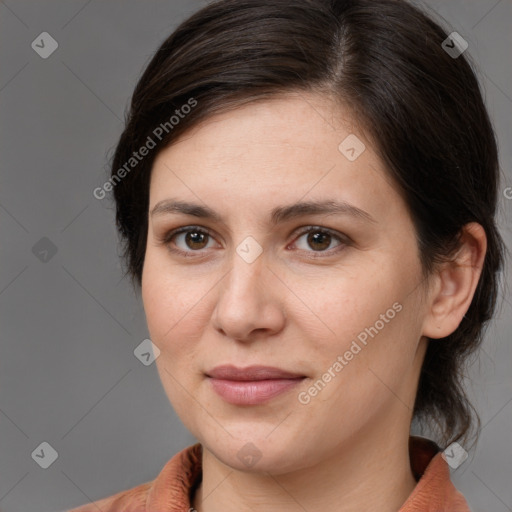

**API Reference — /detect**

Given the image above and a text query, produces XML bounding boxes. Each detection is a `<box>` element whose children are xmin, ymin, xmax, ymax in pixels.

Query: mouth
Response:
<box><xmin>205</xmin><ymin>365</ymin><xmax>306</xmax><ymax>405</ymax></box>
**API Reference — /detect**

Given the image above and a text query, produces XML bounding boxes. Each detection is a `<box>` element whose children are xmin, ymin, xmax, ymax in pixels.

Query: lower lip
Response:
<box><xmin>208</xmin><ymin>377</ymin><xmax>305</xmax><ymax>405</ymax></box>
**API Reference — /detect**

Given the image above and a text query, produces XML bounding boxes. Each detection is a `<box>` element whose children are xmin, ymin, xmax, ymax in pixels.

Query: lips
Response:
<box><xmin>206</xmin><ymin>364</ymin><xmax>304</xmax><ymax>381</ymax></box>
<box><xmin>205</xmin><ymin>365</ymin><xmax>306</xmax><ymax>405</ymax></box>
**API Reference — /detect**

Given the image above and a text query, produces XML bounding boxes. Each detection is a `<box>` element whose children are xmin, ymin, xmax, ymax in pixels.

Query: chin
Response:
<box><xmin>201</xmin><ymin>431</ymin><xmax>312</xmax><ymax>475</ymax></box>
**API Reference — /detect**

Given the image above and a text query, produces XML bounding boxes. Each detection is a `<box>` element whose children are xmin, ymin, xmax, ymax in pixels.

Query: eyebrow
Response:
<box><xmin>150</xmin><ymin>198</ymin><xmax>377</xmax><ymax>225</ymax></box>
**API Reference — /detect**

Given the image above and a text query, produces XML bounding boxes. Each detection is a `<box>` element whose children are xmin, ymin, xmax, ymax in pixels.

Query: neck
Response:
<box><xmin>192</xmin><ymin>421</ymin><xmax>417</xmax><ymax>512</ymax></box>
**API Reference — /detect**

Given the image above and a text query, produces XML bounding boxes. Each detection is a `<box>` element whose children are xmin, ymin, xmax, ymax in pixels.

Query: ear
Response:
<box><xmin>421</xmin><ymin>222</ymin><xmax>487</xmax><ymax>340</ymax></box>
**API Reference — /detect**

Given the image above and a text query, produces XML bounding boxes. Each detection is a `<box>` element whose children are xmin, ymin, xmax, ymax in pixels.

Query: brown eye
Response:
<box><xmin>161</xmin><ymin>225</ymin><xmax>347</xmax><ymax>259</ymax></box>
<box><xmin>163</xmin><ymin>226</ymin><xmax>216</xmax><ymax>256</ymax></box>
<box><xmin>183</xmin><ymin>230</ymin><xmax>209</xmax><ymax>250</ymax></box>
<box><xmin>306</xmin><ymin>231</ymin><xmax>332</xmax><ymax>251</ymax></box>
<box><xmin>292</xmin><ymin>227</ymin><xmax>345</xmax><ymax>255</ymax></box>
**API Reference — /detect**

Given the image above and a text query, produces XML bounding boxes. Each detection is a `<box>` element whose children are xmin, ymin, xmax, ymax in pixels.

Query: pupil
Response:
<box><xmin>187</xmin><ymin>231</ymin><xmax>206</xmax><ymax>249</ymax></box>
<box><xmin>309</xmin><ymin>232</ymin><xmax>330</xmax><ymax>251</ymax></box>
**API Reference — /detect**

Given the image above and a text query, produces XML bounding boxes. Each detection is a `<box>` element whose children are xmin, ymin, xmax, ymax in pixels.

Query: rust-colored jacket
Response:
<box><xmin>67</xmin><ymin>436</ymin><xmax>471</xmax><ymax>511</ymax></box>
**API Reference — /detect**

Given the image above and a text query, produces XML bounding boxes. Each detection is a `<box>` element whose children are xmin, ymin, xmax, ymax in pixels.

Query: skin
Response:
<box><xmin>141</xmin><ymin>92</ymin><xmax>486</xmax><ymax>512</ymax></box>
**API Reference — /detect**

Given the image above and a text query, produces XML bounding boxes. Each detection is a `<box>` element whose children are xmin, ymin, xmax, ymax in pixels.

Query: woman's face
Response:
<box><xmin>142</xmin><ymin>93</ymin><xmax>431</xmax><ymax>474</ymax></box>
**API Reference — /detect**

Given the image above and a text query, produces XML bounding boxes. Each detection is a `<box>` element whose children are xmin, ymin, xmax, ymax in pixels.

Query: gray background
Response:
<box><xmin>0</xmin><ymin>1</ymin><xmax>510</xmax><ymax>511</ymax></box>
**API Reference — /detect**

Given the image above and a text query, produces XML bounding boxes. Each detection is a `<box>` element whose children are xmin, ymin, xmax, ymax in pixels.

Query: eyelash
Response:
<box><xmin>159</xmin><ymin>225</ymin><xmax>349</xmax><ymax>259</ymax></box>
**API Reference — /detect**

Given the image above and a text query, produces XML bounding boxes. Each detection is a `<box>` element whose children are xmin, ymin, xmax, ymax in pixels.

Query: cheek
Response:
<box><xmin>299</xmin><ymin>265</ymin><xmax>396</xmax><ymax>347</ymax></box>
<box><xmin>141</xmin><ymin>258</ymin><xmax>208</xmax><ymax>419</ymax></box>
<box><xmin>296</xmin><ymin>263</ymin><xmax>418</xmax><ymax>393</ymax></box>
<box><xmin>141</xmin><ymin>253</ymin><xmax>208</xmax><ymax>356</ymax></box>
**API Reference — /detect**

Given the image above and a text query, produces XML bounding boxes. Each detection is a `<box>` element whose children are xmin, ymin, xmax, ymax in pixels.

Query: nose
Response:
<box><xmin>211</xmin><ymin>251</ymin><xmax>286</xmax><ymax>343</ymax></box>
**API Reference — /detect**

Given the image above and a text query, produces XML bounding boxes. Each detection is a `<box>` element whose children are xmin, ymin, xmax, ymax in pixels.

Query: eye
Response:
<box><xmin>290</xmin><ymin>226</ymin><xmax>347</xmax><ymax>257</ymax></box>
<box><xmin>161</xmin><ymin>226</ymin><xmax>217</xmax><ymax>257</ymax></box>
<box><xmin>159</xmin><ymin>225</ymin><xmax>348</xmax><ymax>258</ymax></box>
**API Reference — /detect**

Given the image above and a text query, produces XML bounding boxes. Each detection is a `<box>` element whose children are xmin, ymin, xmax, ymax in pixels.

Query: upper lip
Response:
<box><xmin>206</xmin><ymin>365</ymin><xmax>305</xmax><ymax>381</ymax></box>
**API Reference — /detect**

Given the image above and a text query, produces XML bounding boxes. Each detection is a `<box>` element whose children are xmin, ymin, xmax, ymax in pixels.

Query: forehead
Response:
<box><xmin>156</xmin><ymin>93</ymin><xmax>358</xmax><ymax>161</ymax></box>
<box><xmin>149</xmin><ymin>93</ymin><xmax>398</xmax><ymax>222</ymax></box>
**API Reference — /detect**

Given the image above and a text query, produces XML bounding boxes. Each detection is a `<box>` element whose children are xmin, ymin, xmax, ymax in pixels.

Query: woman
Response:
<box><xmin>69</xmin><ymin>0</ymin><xmax>505</xmax><ymax>510</ymax></box>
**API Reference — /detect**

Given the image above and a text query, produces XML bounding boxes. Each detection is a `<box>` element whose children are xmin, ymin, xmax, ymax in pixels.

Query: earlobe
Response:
<box><xmin>421</xmin><ymin>222</ymin><xmax>487</xmax><ymax>340</ymax></box>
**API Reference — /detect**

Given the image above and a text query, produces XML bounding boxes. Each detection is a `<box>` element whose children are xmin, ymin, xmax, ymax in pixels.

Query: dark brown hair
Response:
<box><xmin>107</xmin><ymin>0</ymin><xmax>506</xmax><ymax>448</ymax></box>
